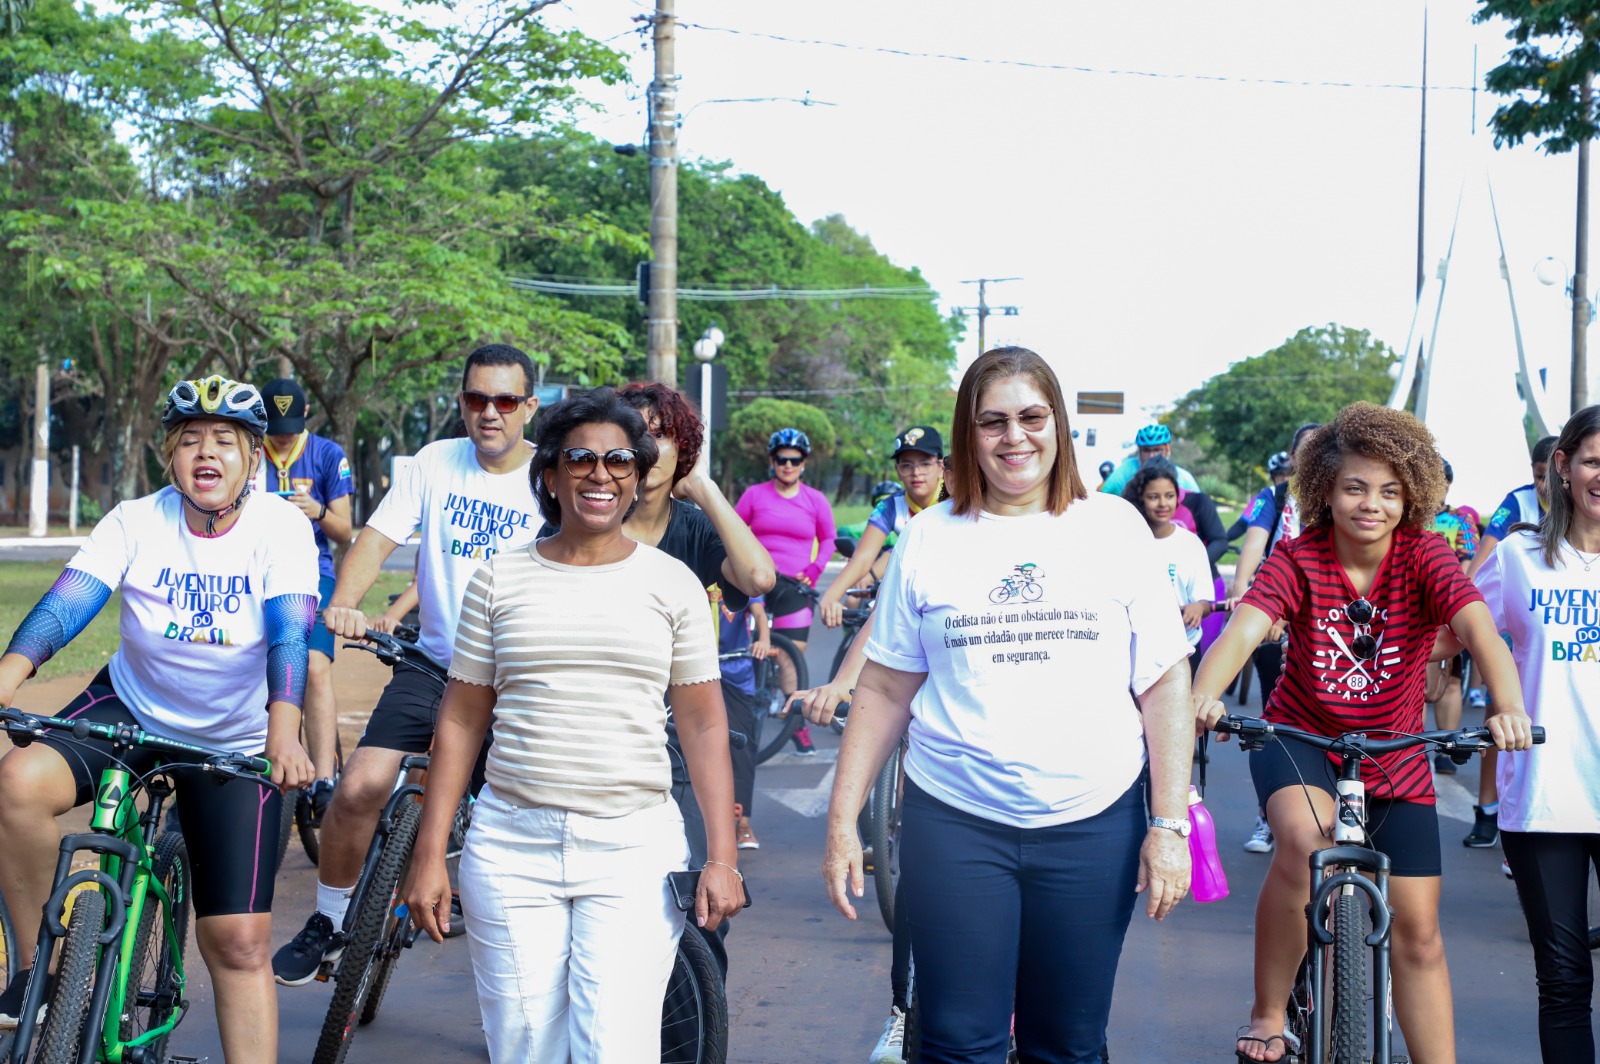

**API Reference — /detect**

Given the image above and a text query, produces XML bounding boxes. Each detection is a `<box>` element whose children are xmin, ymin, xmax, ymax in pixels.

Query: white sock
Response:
<box><xmin>317</xmin><ymin>880</ymin><xmax>354</xmax><ymax>925</ymax></box>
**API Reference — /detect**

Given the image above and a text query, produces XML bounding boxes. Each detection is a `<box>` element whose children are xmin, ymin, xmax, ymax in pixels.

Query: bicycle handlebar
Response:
<box><xmin>344</xmin><ymin>629</ymin><xmax>449</xmax><ymax>681</ymax></box>
<box><xmin>1213</xmin><ymin>713</ymin><xmax>1546</xmax><ymax>757</ymax></box>
<box><xmin>0</xmin><ymin>707</ymin><xmax>272</xmax><ymax>781</ymax></box>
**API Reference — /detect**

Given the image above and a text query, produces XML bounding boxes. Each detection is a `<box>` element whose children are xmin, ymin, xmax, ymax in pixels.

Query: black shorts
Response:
<box><xmin>1250</xmin><ymin>737</ymin><xmax>1442</xmax><ymax>878</ymax></box>
<box><xmin>773</xmin><ymin>625</ymin><xmax>812</xmax><ymax>645</ymax></box>
<box><xmin>36</xmin><ymin>670</ymin><xmax>281</xmax><ymax>918</ymax></box>
<box><xmin>356</xmin><ymin>663</ymin><xmax>449</xmax><ymax>754</ymax></box>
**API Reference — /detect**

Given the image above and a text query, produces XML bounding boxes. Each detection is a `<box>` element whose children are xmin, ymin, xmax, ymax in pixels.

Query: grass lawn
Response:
<box><xmin>0</xmin><ymin>562</ymin><xmax>414</xmax><ymax>685</ymax></box>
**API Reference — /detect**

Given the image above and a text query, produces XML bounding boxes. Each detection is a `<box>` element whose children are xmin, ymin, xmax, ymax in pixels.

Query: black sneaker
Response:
<box><xmin>273</xmin><ymin>912</ymin><xmax>344</xmax><ymax>987</ymax></box>
<box><xmin>0</xmin><ymin>968</ymin><xmax>50</xmax><ymax>1029</ymax></box>
<box><xmin>1464</xmin><ymin>805</ymin><xmax>1499</xmax><ymax>848</ymax></box>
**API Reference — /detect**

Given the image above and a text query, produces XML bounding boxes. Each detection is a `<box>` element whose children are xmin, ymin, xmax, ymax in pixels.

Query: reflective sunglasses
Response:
<box><xmin>1344</xmin><ymin>598</ymin><xmax>1378</xmax><ymax>660</ymax></box>
<box><xmin>772</xmin><ymin>455</ymin><xmax>805</xmax><ymax>467</ymax></box>
<box><xmin>976</xmin><ymin>409</ymin><xmax>1052</xmax><ymax>438</ymax></box>
<box><xmin>461</xmin><ymin>391</ymin><xmax>529</xmax><ymax>415</ymax></box>
<box><xmin>895</xmin><ymin>458</ymin><xmax>941</xmax><ymax>475</ymax></box>
<box><xmin>562</xmin><ymin>447</ymin><xmax>638</xmax><ymax>478</ymax></box>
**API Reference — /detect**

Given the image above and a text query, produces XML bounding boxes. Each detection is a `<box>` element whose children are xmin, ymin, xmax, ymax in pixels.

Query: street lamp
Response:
<box><xmin>692</xmin><ymin>327</ymin><xmax>724</xmax><ymax>470</ymax></box>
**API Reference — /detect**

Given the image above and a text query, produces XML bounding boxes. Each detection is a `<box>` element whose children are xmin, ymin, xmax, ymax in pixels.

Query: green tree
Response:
<box><xmin>725</xmin><ymin>398</ymin><xmax>835</xmax><ymax>488</ymax></box>
<box><xmin>1476</xmin><ymin>1</ymin><xmax>1600</xmax><ymax>152</ymax></box>
<box><xmin>1168</xmin><ymin>324</ymin><xmax>1397</xmax><ymax>487</ymax></box>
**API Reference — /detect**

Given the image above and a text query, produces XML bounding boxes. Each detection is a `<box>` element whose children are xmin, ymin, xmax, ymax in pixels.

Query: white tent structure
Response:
<box><xmin>1387</xmin><ymin>172</ymin><xmax>1566</xmax><ymax>516</ymax></box>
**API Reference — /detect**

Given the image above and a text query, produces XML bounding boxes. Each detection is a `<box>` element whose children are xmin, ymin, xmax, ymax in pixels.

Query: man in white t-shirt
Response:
<box><xmin>274</xmin><ymin>344</ymin><xmax>544</xmax><ymax>986</ymax></box>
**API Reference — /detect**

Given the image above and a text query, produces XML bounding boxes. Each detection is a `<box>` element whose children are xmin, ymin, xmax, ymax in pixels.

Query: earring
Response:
<box><xmin>1563</xmin><ymin>478</ymin><xmax>1571</xmax><ymax>489</ymax></box>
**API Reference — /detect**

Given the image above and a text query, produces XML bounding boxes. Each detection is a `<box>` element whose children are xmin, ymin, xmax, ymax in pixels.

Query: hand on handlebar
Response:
<box><xmin>368</xmin><ymin>614</ymin><xmax>405</xmax><ymax>636</ymax></box>
<box><xmin>1192</xmin><ymin>691</ymin><xmax>1229</xmax><ymax>739</ymax></box>
<box><xmin>1485</xmin><ymin>710</ymin><xmax>1537</xmax><ymax>752</ymax></box>
<box><xmin>322</xmin><ymin>605</ymin><xmax>370</xmax><ymax>642</ymax></box>
<box><xmin>792</xmin><ymin>684</ymin><xmax>852</xmax><ymax>728</ymax></box>
<box><xmin>264</xmin><ymin>730</ymin><xmax>315</xmax><ymax>791</ymax></box>
<box><xmin>818</xmin><ymin>594</ymin><xmax>844</xmax><ymax>629</ymax></box>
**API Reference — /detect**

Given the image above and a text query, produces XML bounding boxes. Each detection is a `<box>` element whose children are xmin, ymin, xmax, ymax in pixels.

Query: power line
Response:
<box><xmin>507</xmin><ymin>277</ymin><xmax>937</xmax><ymax>301</ymax></box>
<box><xmin>677</xmin><ymin>21</ymin><xmax>1480</xmax><ymax>93</ymax></box>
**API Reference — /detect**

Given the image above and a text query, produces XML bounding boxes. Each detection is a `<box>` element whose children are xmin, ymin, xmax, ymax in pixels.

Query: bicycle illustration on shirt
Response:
<box><xmin>989</xmin><ymin>563</ymin><xmax>1045</xmax><ymax>604</ymax></box>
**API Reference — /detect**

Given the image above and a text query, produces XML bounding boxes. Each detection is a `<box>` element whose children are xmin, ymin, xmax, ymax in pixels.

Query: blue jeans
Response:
<box><xmin>900</xmin><ymin>776</ymin><xmax>1144</xmax><ymax>1064</ymax></box>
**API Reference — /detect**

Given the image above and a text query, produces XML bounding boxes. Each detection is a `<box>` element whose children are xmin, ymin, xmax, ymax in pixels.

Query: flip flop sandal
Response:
<box><xmin>1234</xmin><ymin>1027</ymin><xmax>1292</xmax><ymax>1064</ymax></box>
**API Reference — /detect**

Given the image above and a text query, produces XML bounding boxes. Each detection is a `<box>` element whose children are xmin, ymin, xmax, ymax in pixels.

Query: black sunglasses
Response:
<box><xmin>1344</xmin><ymin>598</ymin><xmax>1378</xmax><ymax>661</ymax></box>
<box><xmin>562</xmin><ymin>447</ymin><xmax>638</xmax><ymax>478</ymax></box>
<box><xmin>461</xmin><ymin>391</ymin><xmax>529</xmax><ymax>415</ymax></box>
<box><xmin>772</xmin><ymin>455</ymin><xmax>805</xmax><ymax>467</ymax></box>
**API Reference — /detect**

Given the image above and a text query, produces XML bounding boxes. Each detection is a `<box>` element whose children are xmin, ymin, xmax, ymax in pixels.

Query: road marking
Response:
<box><xmin>1435</xmin><ymin>772</ymin><xmax>1477</xmax><ymax>825</ymax></box>
<box><xmin>761</xmin><ymin>746</ymin><xmax>839</xmax><ymax>817</ymax></box>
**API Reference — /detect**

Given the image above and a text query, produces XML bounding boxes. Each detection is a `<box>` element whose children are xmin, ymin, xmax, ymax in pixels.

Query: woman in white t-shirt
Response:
<box><xmin>1125</xmin><ymin>457</ymin><xmax>1215</xmax><ymax>663</ymax></box>
<box><xmin>822</xmin><ymin>347</ymin><xmax>1195</xmax><ymax>1062</ymax></box>
<box><xmin>0</xmin><ymin>376</ymin><xmax>319</xmax><ymax>1062</ymax></box>
<box><xmin>402</xmin><ymin>387</ymin><xmax>744</xmax><ymax>1063</ymax></box>
<box><xmin>1471</xmin><ymin>405</ymin><xmax>1600</xmax><ymax>1064</ymax></box>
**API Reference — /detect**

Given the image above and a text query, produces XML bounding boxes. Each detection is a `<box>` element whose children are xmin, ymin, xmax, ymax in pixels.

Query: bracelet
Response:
<box><xmin>315</xmin><ymin>501</ymin><xmax>327</xmax><ymax>521</ymax></box>
<box><xmin>704</xmin><ymin>859</ymin><xmax>743</xmax><ymax>881</ymax></box>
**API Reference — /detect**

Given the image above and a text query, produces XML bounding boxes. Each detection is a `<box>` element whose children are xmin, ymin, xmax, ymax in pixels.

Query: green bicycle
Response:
<box><xmin>0</xmin><ymin>707</ymin><xmax>270</xmax><ymax>1064</ymax></box>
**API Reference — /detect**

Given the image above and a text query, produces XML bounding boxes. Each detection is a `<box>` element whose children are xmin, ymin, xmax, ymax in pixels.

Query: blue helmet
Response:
<box><xmin>1135</xmin><ymin>424</ymin><xmax>1171</xmax><ymax>448</ymax></box>
<box><xmin>767</xmin><ymin>427</ymin><xmax>811</xmax><ymax>456</ymax></box>
<box><xmin>162</xmin><ymin>375</ymin><xmax>269</xmax><ymax>437</ymax></box>
<box><xmin>1267</xmin><ymin>450</ymin><xmax>1291</xmax><ymax>476</ymax></box>
<box><xmin>870</xmin><ymin>480</ymin><xmax>904</xmax><ymax>507</ymax></box>
<box><xmin>1098</xmin><ymin>460</ymin><xmax>1115</xmax><ymax>479</ymax></box>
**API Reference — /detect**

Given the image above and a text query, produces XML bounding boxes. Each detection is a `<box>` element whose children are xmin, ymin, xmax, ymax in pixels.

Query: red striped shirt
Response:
<box><xmin>1241</xmin><ymin>525</ymin><xmax>1482</xmax><ymax>801</ymax></box>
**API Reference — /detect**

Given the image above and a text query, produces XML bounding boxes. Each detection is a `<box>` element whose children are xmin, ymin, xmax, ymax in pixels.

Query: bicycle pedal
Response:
<box><xmin>314</xmin><ymin>962</ymin><xmax>334</xmax><ymax>983</ymax></box>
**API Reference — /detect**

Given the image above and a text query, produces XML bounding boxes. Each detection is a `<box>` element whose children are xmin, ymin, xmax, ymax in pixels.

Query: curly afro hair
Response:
<box><xmin>617</xmin><ymin>381</ymin><xmax>703</xmax><ymax>485</ymax></box>
<box><xmin>1293</xmin><ymin>402</ymin><xmax>1447</xmax><ymax>533</ymax></box>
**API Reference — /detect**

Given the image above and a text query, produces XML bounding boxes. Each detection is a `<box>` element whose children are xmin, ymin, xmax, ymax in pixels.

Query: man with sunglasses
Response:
<box><xmin>274</xmin><ymin>343</ymin><xmax>544</xmax><ymax>986</ymax></box>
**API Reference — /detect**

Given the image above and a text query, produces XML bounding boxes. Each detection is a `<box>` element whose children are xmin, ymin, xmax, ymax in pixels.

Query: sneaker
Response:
<box><xmin>305</xmin><ymin>777</ymin><xmax>336</xmax><ymax>826</ymax></box>
<box><xmin>737</xmin><ymin>818</ymin><xmax>760</xmax><ymax>851</ymax></box>
<box><xmin>1433</xmin><ymin>751</ymin><xmax>1457</xmax><ymax>776</ymax></box>
<box><xmin>0</xmin><ymin>968</ymin><xmax>50</xmax><ymax>1029</ymax></box>
<box><xmin>273</xmin><ymin>911</ymin><xmax>344</xmax><ymax>987</ymax></box>
<box><xmin>1243</xmin><ymin>816</ymin><xmax>1275</xmax><ymax>854</ymax></box>
<box><xmin>1464</xmin><ymin>805</ymin><xmax>1499</xmax><ymax>848</ymax></box>
<box><xmin>1467</xmin><ymin>688</ymin><xmax>1488</xmax><ymax>710</ymax></box>
<box><xmin>868</xmin><ymin>1006</ymin><xmax>906</xmax><ymax>1064</ymax></box>
<box><xmin>1503</xmin><ymin>859</ymin><xmax>1514</xmax><ymax>880</ymax></box>
<box><xmin>791</xmin><ymin>726</ymin><xmax>817</xmax><ymax>757</ymax></box>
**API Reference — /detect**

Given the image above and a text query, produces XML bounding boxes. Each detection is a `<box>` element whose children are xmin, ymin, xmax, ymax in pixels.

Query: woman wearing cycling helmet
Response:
<box><xmin>0</xmin><ymin>375</ymin><xmax>319</xmax><ymax>1061</ymax></box>
<box><xmin>735</xmin><ymin>427</ymin><xmax>837</xmax><ymax>754</ymax></box>
<box><xmin>818</xmin><ymin>425</ymin><xmax>947</xmax><ymax>630</ymax></box>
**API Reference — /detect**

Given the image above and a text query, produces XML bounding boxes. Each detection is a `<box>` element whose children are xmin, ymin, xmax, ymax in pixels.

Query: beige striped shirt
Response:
<box><xmin>449</xmin><ymin>540</ymin><xmax>721</xmax><ymax>816</ymax></box>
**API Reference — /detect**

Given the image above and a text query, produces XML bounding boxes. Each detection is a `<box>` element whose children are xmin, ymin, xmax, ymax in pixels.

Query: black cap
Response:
<box><xmin>260</xmin><ymin>378</ymin><xmax>307</xmax><ymax>434</ymax></box>
<box><xmin>893</xmin><ymin>425</ymin><xmax>943</xmax><ymax>457</ymax></box>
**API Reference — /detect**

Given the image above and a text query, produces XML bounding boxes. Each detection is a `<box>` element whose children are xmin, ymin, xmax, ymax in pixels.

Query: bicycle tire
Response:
<box><xmin>275</xmin><ymin>788</ymin><xmax>296</xmax><ymax>872</ymax></box>
<box><xmin>869</xmin><ymin>744</ymin><xmax>903</xmax><ymax>934</ymax></box>
<box><xmin>0</xmin><ymin>884</ymin><xmax>15</xmax><ymax>989</ymax></box>
<box><xmin>358</xmin><ymin>802</ymin><xmax>427</xmax><ymax>1027</ymax></box>
<box><xmin>754</xmin><ymin>633</ymin><xmax>809</xmax><ymax>766</ymax></box>
<box><xmin>1329</xmin><ymin>891</ymin><xmax>1367</xmax><ymax>1063</ymax></box>
<box><xmin>660</xmin><ymin>924</ymin><xmax>727</xmax><ymax>1064</ymax></box>
<box><xmin>31</xmin><ymin>889</ymin><xmax>105</xmax><ymax>1064</ymax></box>
<box><xmin>121</xmin><ymin>831</ymin><xmax>190</xmax><ymax>1062</ymax></box>
<box><xmin>828</xmin><ymin>625</ymin><xmax>859</xmax><ymax>690</ymax></box>
<box><xmin>1284</xmin><ymin>955</ymin><xmax>1313</xmax><ymax>1064</ymax></box>
<box><xmin>903</xmin><ymin>985</ymin><xmax>921</xmax><ymax>1063</ymax></box>
<box><xmin>313</xmin><ymin>798</ymin><xmax>423</xmax><ymax>1064</ymax></box>
<box><xmin>296</xmin><ymin>790</ymin><xmax>322</xmax><ymax>866</ymax></box>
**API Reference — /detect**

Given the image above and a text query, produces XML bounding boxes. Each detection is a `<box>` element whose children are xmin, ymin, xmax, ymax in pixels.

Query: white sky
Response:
<box><xmin>542</xmin><ymin>0</ymin><xmax>1592</xmax><ymax>440</ymax></box>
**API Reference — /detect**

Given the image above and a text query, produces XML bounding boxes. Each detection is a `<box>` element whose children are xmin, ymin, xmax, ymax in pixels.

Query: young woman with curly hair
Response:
<box><xmin>1191</xmin><ymin>402</ymin><xmax>1535</xmax><ymax>1064</ymax></box>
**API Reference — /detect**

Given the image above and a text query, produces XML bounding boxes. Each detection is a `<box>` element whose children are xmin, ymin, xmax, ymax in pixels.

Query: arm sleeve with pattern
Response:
<box><xmin>265</xmin><ymin>594</ymin><xmax>318</xmax><ymax>708</ymax></box>
<box><xmin>5</xmin><ymin>569</ymin><xmax>114</xmax><ymax>671</ymax></box>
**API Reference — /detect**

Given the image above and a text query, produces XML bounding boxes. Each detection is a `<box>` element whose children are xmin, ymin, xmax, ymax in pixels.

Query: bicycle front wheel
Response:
<box><xmin>1329</xmin><ymin>891</ymin><xmax>1368</xmax><ymax>1063</ymax></box>
<box><xmin>660</xmin><ymin>923</ymin><xmax>727</xmax><ymax>1064</ymax></box>
<box><xmin>276</xmin><ymin>787</ymin><xmax>297</xmax><ymax>872</ymax></box>
<box><xmin>315</xmin><ymin>798</ymin><xmax>423</xmax><ymax>1064</ymax></box>
<box><xmin>121</xmin><ymin>831</ymin><xmax>191</xmax><ymax>1061</ymax></box>
<box><xmin>869</xmin><ymin>743</ymin><xmax>904</xmax><ymax>933</ymax></box>
<box><xmin>32</xmin><ymin>889</ymin><xmax>105</xmax><ymax>1064</ymax></box>
<box><xmin>754</xmin><ymin>633</ymin><xmax>809</xmax><ymax>766</ymax></box>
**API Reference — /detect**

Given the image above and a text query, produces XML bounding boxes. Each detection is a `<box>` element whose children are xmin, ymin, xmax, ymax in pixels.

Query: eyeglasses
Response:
<box><xmin>895</xmin><ymin>458</ymin><xmax>940</xmax><ymax>475</ymax></box>
<box><xmin>461</xmin><ymin>391</ymin><xmax>529</xmax><ymax>415</ymax></box>
<box><xmin>772</xmin><ymin>455</ymin><xmax>805</xmax><ymax>467</ymax></box>
<box><xmin>1344</xmin><ymin>598</ymin><xmax>1378</xmax><ymax>660</ymax></box>
<box><xmin>561</xmin><ymin>447</ymin><xmax>638</xmax><ymax>478</ymax></box>
<box><xmin>976</xmin><ymin>410</ymin><xmax>1053</xmax><ymax>438</ymax></box>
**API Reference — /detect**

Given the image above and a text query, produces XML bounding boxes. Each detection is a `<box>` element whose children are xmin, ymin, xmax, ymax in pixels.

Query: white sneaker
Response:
<box><xmin>1503</xmin><ymin>859</ymin><xmax>1514</xmax><ymax>880</ymax></box>
<box><xmin>869</xmin><ymin>1006</ymin><xmax>906</xmax><ymax>1063</ymax></box>
<box><xmin>1243</xmin><ymin>816</ymin><xmax>1275</xmax><ymax>854</ymax></box>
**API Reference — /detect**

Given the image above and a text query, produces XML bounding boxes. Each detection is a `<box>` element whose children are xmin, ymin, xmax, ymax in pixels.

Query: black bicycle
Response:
<box><xmin>753</xmin><ymin>574</ymin><xmax>874</xmax><ymax>765</ymax></box>
<box><xmin>1213</xmin><ymin>713</ymin><xmax>1545</xmax><ymax>1064</ymax></box>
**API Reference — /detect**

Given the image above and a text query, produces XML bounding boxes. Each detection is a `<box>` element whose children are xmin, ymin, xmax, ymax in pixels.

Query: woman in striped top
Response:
<box><xmin>402</xmin><ymin>388</ymin><xmax>743</xmax><ymax>1063</ymax></box>
<box><xmin>1193</xmin><ymin>403</ymin><xmax>1535</xmax><ymax>1064</ymax></box>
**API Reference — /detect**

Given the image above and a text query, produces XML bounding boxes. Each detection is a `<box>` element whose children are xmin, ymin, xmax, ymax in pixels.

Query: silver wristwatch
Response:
<box><xmin>1148</xmin><ymin>815</ymin><xmax>1191</xmax><ymax>838</ymax></box>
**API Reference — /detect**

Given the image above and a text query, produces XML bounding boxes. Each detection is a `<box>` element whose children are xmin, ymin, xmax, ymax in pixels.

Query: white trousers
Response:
<box><xmin>459</xmin><ymin>786</ymin><xmax>689</xmax><ymax>1064</ymax></box>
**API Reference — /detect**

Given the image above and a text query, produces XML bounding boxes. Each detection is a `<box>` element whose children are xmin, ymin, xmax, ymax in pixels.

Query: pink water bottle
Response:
<box><xmin>1187</xmin><ymin>785</ymin><xmax>1229</xmax><ymax>903</ymax></box>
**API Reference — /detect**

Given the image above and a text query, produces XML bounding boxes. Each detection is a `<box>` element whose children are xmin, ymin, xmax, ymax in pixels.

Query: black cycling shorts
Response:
<box><xmin>1250</xmin><ymin>736</ymin><xmax>1442</xmax><ymax>878</ymax></box>
<box><xmin>356</xmin><ymin>663</ymin><xmax>449</xmax><ymax>754</ymax></box>
<box><xmin>36</xmin><ymin>669</ymin><xmax>281</xmax><ymax>918</ymax></box>
<box><xmin>773</xmin><ymin>624</ymin><xmax>812</xmax><ymax>645</ymax></box>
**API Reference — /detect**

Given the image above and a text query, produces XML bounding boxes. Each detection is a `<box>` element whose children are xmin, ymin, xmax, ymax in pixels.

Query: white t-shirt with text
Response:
<box><xmin>365</xmin><ymin>439</ymin><xmax>543</xmax><ymax>666</ymax></box>
<box><xmin>1475</xmin><ymin>530</ymin><xmax>1600</xmax><ymax>833</ymax></box>
<box><xmin>66</xmin><ymin>487</ymin><xmax>320</xmax><ymax>753</ymax></box>
<box><xmin>1151</xmin><ymin>525</ymin><xmax>1213</xmax><ymax>647</ymax></box>
<box><xmin>865</xmin><ymin>494</ymin><xmax>1192</xmax><ymax>828</ymax></box>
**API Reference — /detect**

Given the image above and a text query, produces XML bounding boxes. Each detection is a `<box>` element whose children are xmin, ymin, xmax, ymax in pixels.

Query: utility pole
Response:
<box><xmin>1415</xmin><ymin>7</ymin><xmax>1427</xmax><ymax>299</ymax></box>
<box><xmin>645</xmin><ymin>0</ymin><xmax>679</xmax><ymax>385</ymax></box>
<box><xmin>954</xmin><ymin>277</ymin><xmax>1021</xmax><ymax>357</ymax></box>
<box><xmin>1575</xmin><ymin>78</ymin><xmax>1592</xmax><ymax>415</ymax></box>
<box><xmin>29</xmin><ymin>361</ymin><xmax>48</xmax><ymax>537</ymax></box>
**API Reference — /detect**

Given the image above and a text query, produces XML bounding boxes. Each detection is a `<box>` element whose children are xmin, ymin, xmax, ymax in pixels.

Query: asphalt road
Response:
<box><xmin>2</xmin><ymin>565</ymin><xmax>1553</xmax><ymax>1063</ymax></box>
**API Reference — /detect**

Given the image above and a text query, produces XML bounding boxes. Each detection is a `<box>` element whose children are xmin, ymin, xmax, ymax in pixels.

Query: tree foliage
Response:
<box><xmin>1476</xmin><ymin>0</ymin><xmax>1600</xmax><ymax>153</ymax></box>
<box><xmin>725</xmin><ymin>398</ymin><xmax>835</xmax><ymax>486</ymax></box>
<box><xmin>1167</xmin><ymin>324</ymin><xmax>1398</xmax><ymax>488</ymax></box>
